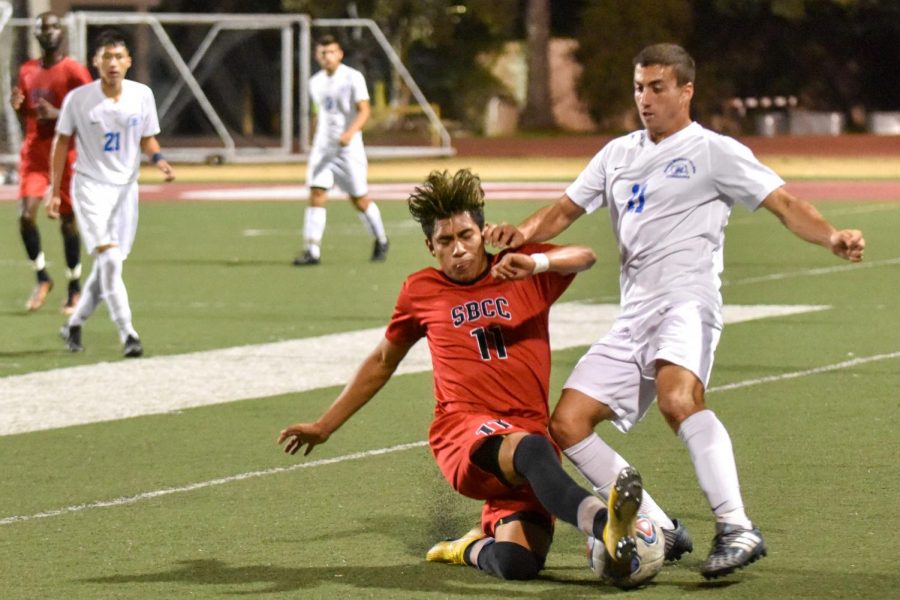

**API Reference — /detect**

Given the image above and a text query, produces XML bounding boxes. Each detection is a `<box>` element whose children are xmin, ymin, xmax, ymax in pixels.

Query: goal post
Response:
<box><xmin>0</xmin><ymin>10</ymin><xmax>453</xmax><ymax>167</ymax></box>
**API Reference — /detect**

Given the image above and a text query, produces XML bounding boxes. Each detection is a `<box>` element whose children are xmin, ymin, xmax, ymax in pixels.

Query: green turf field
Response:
<box><xmin>1</xmin><ymin>183</ymin><xmax>899</xmax><ymax>598</ymax></box>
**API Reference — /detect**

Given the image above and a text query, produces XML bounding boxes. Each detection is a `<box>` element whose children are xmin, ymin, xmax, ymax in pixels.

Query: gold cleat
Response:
<box><xmin>426</xmin><ymin>526</ymin><xmax>486</xmax><ymax>565</ymax></box>
<box><xmin>603</xmin><ymin>466</ymin><xmax>643</xmax><ymax>577</ymax></box>
<box><xmin>25</xmin><ymin>280</ymin><xmax>53</xmax><ymax>312</ymax></box>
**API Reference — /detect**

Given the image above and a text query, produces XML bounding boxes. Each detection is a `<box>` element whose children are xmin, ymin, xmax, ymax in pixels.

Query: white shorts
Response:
<box><xmin>70</xmin><ymin>173</ymin><xmax>139</xmax><ymax>258</ymax></box>
<box><xmin>563</xmin><ymin>299</ymin><xmax>722</xmax><ymax>432</ymax></box>
<box><xmin>307</xmin><ymin>143</ymin><xmax>368</xmax><ymax>198</ymax></box>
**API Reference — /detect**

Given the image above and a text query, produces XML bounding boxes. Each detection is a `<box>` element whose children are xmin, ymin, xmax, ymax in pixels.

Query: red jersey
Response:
<box><xmin>16</xmin><ymin>56</ymin><xmax>92</xmax><ymax>170</ymax></box>
<box><xmin>385</xmin><ymin>243</ymin><xmax>575</xmax><ymax>424</ymax></box>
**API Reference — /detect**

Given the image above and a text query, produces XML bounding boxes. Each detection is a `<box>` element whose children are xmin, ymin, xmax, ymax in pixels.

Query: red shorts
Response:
<box><xmin>429</xmin><ymin>411</ymin><xmax>556</xmax><ymax>537</ymax></box>
<box><xmin>19</xmin><ymin>152</ymin><xmax>75</xmax><ymax>216</ymax></box>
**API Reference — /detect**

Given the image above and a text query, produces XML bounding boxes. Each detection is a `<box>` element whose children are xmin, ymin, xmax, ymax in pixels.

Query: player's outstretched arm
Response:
<box><xmin>761</xmin><ymin>186</ymin><xmax>865</xmax><ymax>262</ymax></box>
<box><xmin>491</xmin><ymin>244</ymin><xmax>596</xmax><ymax>281</ymax></box>
<box><xmin>45</xmin><ymin>132</ymin><xmax>71</xmax><ymax>219</ymax></box>
<box><xmin>483</xmin><ymin>195</ymin><xmax>586</xmax><ymax>249</ymax></box>
<box><xmin>141</xmin><ymin>136</ymin><xmax>175</xmax><ymax>182</ymax></box>
<box><xmin>277</xmin><ymin>337</ymin><xmax>413</xmax><ymax>456</ymax></box>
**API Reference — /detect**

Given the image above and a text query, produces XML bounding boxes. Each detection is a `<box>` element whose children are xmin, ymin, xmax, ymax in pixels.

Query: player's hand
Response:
<box><xmin>829</xmin><ymin>229</ymin><xmax>865</xmax><ymax>262</ymax></box>
<box><xmin>45</xmin><ymin>193</ymin><xmax>62</xmax><ymax>219</ymax></box>
<box><xmin>10</xmin><ymin>87</ymin><xmax>24</xmax><ymax>111</ymax></box>
<box><xmin>338</xmin><ymin>131</ymin><xmax>352</xmax><ymax>146</ymax></box>
<box><xmin>277</xmin><ymin>422</ymin><xmax>330</xmax><ymax>456</ymax></box>
<box><xmin>157</xmin><ymin>159</ymin><xmax>175</xmax><ymax>182</ymax></box>
<box><xmin>35</xmin><ymin>98</ymin><xmax>58</xmax><ymax>120</ymax></box>
<box><xmin>491</xmin><ymin>252</ymin><xmax>538</xmax><ymax>281</ymax></box>
<box><xmin>483</xmin><ymin>222</ymin><xmax>525</xmax><ymax>249</ymax></box>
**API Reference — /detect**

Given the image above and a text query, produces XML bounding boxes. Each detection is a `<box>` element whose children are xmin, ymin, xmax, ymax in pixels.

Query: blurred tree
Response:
<box><xmin>520</xmin><ymin>0</ymin><xmax>554</xmax><ymax>129</ymax></box>
<box><xmin>574</xmin><ymin>0</ymin><xmax>899</xmax><ymax>133</ymax></box>
<box><xmin>574</xmin><ymin>0</ymin><xmax>692</xmax><ymax>132</ymax></box>
<box><xmin>282</xmin><ymin>0</ymin><xmax>518</xmax><ymax>130</ymax></box>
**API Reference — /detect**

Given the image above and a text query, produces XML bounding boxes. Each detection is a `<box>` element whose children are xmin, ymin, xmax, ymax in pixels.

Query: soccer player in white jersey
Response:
<box><xmin>48</xmin><ymin>29</ymin><xmax>175</xmax><ymax>358</ymax></box>
<box><xmin>293</xmin><ymin>34</ymin><xmax>389</xmax><ymax>266</ymax></box>
<box><xmin>484</xmin><ymin>43</ymin><xmax>865</xmax><ymax>580</ymax></box>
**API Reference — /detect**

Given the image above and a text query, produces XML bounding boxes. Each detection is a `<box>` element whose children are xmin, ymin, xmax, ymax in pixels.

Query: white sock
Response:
<box><xmin>65</xmin><ymin>264</ymin><xmax>82</xmax><ymax>281</ymax></box>
<box><xmin>97</xmin><ymin>247</ymin><xmax>138</xmax><ymax>342</ymax></box>
<box><xmin>68</xmin><ymin>260</ymin><xmax>102</xmax><ymax>327</ymax></box>
<box><xmin>678</xmin><ymin>409</ymin><xmax>752</xmax><ymax>528</ymax></box>
<box><xmin>303</xmin><ymin>206</ymin><xmax>326</xmax><ymax>258</ymax></box>
<box><xmin>358</xmin><ymin>202</ymin><xmax>387</xmax><ymax>243</ymax></box>
<box><xmin>565</xmin><ymin>433</ymin><xmax>674</xmax><ymax>530</ymax></box>
<box><xmin>33</xmin><ymin>251</ymin><xmax>46</xmax><ymax>271</ymax></box>
<box><xmin>576</xmin><ymin>495</ymin><xmax>607</xmax><ymax>537</ymax></box>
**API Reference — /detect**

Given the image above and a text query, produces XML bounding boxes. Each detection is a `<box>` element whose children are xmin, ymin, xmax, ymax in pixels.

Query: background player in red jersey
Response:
<box><xmin>10</xmin><ymin>12</ymin><xmax>92</xmax><ymax>313</ymax></box>
<box><xmin>279</xmin><ymin>169</ymin><xmax>645</xmax><ymax>583</ymax></box>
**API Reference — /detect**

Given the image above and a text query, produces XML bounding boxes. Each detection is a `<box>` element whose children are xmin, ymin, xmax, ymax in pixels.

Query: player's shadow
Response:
<box><xmin>78</xmin><ymin>558</ymin><xmax>597</xmax><ymax>596</ymax></box>
<box><xmin>0</xmin><ymin>348</ymin><xmax>58</xmax><ymax>357</ymax></box>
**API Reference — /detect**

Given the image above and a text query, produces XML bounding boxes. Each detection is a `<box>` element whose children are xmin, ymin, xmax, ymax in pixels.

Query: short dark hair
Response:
<box><xmin>408</xmin><ymin>169</ymin><xmax>485</xmax><ymax>239</ymax></box>
<box><xmin>93</xmin><ymin>28</ymin><xmax>130</xmax><ymax>55</ymax></box>
<box><xmin>315</xmin><ymin>34</ymin><xmax>341</xmax><ymax>49</ymax></box>
<box><xmin>633</xmin><ymin>43</ymin><xmax>695</xmax><ymax>85</ymax></box>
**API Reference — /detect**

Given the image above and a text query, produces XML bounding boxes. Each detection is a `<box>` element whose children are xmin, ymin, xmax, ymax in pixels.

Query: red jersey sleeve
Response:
<box><xmin>68</xmin><ymin>59</ymin><xmax>93</xmax><ymax>88</ymax></box>
<box><xmin>385</xmin><ymin>278</ymin><xmax>427</xmax><ymax>346</ymax></box>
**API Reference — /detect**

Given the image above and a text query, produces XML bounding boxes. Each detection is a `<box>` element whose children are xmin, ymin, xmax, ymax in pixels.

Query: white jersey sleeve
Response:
<box><xmin>565</xmin><ymin>143</ymin><xmax>613</xmax><ymax>214</ymax></box>
<box><xmin>140</xmin><ymin>87</ymin><xmax>161</xmax><ymax>138</ymax></box>
<box><xmin>56</xmin><ymin>91</ymin><xmax>76</xmax><ymax>136</ymax></box>
<box><xmin>710</xmin><ymin>134</ymin><xmax>784</xmax><ymax>211</ymax></box>
<box><xmin>350</xmin><ymin>68</ymin><xmax>369</xmax><ymax>104</ymax></box>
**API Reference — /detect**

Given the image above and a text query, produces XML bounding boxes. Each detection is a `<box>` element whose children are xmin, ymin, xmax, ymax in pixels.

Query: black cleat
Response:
<box><xmin>123</xmin><ymin>335</ymin><xmax>143</xmax><ymax>358</ymax></box>
<box><xmin>663</xmin><ymin>518</ymin><xmax>694</xmax><ymax>562</ymax></box>
<box><xmin>700</xmin><ymin>523</ymin><xmax>766</xmax><ymax>579</ymax></box>
<box><xmin>371</xmin><ymin>239</ymin><xmax>389</xmax><ymax>262</ymax></box>
<box><xmin>292</xmin><ymin>250</ymin><xmax>320</xmax><ymax>266</ymax></box>
<box><xmin>60</xmin><ymin>324</ymin><xmax>84</xmax><ymax>353</ymax></box>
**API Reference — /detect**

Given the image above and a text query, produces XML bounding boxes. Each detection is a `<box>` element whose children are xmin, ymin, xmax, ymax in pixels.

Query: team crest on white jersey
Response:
<box><xmin>664</xmin><ymin>158</ymin><xmax>696</xmax><ymax>179</ymax></box>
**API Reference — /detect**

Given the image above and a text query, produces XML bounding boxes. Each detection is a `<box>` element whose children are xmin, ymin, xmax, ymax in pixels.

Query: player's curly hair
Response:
<box><xmin>408</xmin><ymin>169</ymin><xmax>485</xmax><ymax>238</ymax></box>
<box><xmin>634</xmin><ymin>43</ymin><xmax>695</xmax><ymax>85</ymax></box>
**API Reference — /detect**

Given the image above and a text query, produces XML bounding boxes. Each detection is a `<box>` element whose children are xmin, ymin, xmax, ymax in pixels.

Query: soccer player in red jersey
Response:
<box><xmin>279</xmin><ymin>169</ymin><xmax>645</xmax><ymax>582</ymax></box>
<box><xmin>11</xmin><ymin>12</ymin><xmax>92</xmax><ymax>313</ymax></box>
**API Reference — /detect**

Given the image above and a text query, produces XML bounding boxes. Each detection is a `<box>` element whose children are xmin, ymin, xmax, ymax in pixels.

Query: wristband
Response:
<box><xmin>151</xmin><ymin>152</ymin><xmax>164</xmax><ymax>164</ymax></box>
<box><xmin>530</xmin><ymin>252</ymin><xmax>550</xmax><ymax>274</ymax></box>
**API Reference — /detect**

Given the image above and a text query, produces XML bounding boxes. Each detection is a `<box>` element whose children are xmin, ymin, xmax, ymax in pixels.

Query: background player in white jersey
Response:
<box><xmin>293</xmin><ymin>35</ymin><xmax>389</xmax><ymax>266</ymax></box>
<box><xmin>48</xmin><ymin>29</ymin><xmax>175</xmax><ymax>358</ymax></box>
<box><xmin>484</xmin><ymin>43</ymin><xmax>865</xmax><ymax>580</ymax></box>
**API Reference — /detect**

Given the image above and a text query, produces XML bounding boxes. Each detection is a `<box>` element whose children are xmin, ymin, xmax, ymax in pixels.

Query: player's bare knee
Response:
<box><xmin>549</xmin><ymin>411</ymin><xmax>585</xmax><ymax>449</ymax></box>
<box><xmin>18</xmin><ymin>213</ymin><xmax>37</xmax><ymax>231</ymax></box>
<box><xmin>549</xmin><ymin>390</ymin><xmax>609</xmax><ymax>449</ymax></box>
<box><xmin>19</xmin><ymin>199</ymin><xmax>39</xmax><ymax>223</ymax></box>
<box><xmin>657</xmin><ymin>394</ymin><xmax>704</xmax><ymax>431</ymax></box>
<box><xmin>60</xmin><ymin>214</ymin><xmax>78</xmax><ymax>236</ymax></box>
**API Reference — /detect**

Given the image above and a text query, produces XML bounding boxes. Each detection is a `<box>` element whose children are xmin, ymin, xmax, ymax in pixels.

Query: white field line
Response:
<box><xmin>722</xmin><ymin>256</ymin><xmax>900</xmax><ymax>286</ymax></box>
<box><xmin>0</xmin><ymin>441</ymin><xmax>429</xmax><ymax>526</ymax></box>
<box><xmin>178</xmin><ymin>182</ymin><xmax>567</xmax><ymax>202</ymax></box>
<box><xmin>708</xmin><ymin>351</ymin><xmax>900</xmax><ymax>393</ymax></box>
<box><xmin>0</xmin><ymin>303</ymin><xmax>827</xmax><ymax>436</ymax></box>
<box><xmin>3</xmin><ymin>349</ymin><xmax>897</xmax><ymax>527</ymax></box>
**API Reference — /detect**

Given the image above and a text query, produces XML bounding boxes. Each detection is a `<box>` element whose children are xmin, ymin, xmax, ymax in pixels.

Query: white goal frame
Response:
<box><xmin>0</xmin><ymin>10</ymin><xmax>452</xmax><ymax>165</ymax></box>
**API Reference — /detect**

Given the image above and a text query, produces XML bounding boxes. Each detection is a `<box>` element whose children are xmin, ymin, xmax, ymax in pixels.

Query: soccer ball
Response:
<box><xmin>587</xmin><ymin>514</ymin><xmax>666</xmax><ymax>589</ymax></box>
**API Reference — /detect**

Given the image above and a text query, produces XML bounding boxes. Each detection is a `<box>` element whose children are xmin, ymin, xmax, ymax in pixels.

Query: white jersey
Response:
<box><xmin>566</xmin><ymin>122</ymin><xmax>784</xmax><ymax>316</ymax></box>
<box><xmin>309</xmin><ymin>63</ymin><xmax>369</xmax><ymax>149</ymax></box>
<box><xmin>56</xmin><ymin>79</ymin><xmax>160</xmax><ymax>186</ymax></box>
